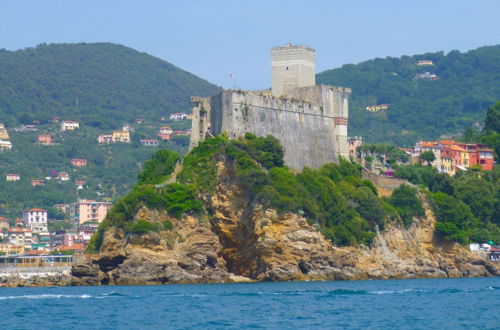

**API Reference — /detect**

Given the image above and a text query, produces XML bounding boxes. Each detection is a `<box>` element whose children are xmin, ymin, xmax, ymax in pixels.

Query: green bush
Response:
<box><xmin>137</xmin><ymin>149</ymin><xmax>180</xmax><ymax>185</ymax></box>
<box><xmin>127</xmin><ymin>220</ymin><xmax>161</xmax><ymax>234</ymax></box>
<box><xmin>389</xmin><ymin>184</ymin><xmax>425</xmax><ymax>227</ymax></box>
<box><xmin>163</xmin><ymin>220</ymin><xmax>173</xmax><ymax>230</ymax></box>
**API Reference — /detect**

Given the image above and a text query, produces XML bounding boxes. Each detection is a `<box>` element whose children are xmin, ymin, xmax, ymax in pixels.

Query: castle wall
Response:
<box><xmin>207</xmin><ymin>89</ymin><xmax>349</xmax><ymax>170</ymax></box>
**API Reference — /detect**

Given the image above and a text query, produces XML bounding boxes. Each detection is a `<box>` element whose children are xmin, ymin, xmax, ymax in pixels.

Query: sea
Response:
<box><xmin>1</xmin><ymin>277</ymin><xmax>499</xmax><ymax>329</ymax></box>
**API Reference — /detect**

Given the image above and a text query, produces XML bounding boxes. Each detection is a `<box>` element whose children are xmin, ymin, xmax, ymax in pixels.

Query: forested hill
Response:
<box><xmin>0</xmin><ymin>43</ymin><xmax>219</xmax><ymax>128</ymax></box>
<box><xmin>317</xmin><ymin>45</ymin><xmax>500</xmax><ymax>145</ymax></box>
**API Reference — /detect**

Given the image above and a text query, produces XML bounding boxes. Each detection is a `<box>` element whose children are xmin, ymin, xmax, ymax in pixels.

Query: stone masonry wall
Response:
<box><xmin>210</xmin><ymin>90</ymin><xmax>341</xmax><ymax>170</ymax></box>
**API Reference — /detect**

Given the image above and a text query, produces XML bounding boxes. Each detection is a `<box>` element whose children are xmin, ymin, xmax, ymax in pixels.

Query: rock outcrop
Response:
<box><xmin>71</xmin><ymin>157</ymin><xmax>499</xmax><ymax>285</ymax></box>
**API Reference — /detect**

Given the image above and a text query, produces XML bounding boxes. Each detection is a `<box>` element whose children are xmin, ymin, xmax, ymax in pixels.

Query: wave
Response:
<box><xmin>0</xmin><ymin>291</ymin><xmax>128</xmax><ymax>301</ymax></box>
<box><xmin>0</xmin><ymin>294</ymin><xmax>92</xmax><ymax>300</ymax></box>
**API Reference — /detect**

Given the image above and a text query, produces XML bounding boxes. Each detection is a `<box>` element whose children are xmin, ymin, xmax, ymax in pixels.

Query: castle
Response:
<box><xmin>190</xmin><ymin>43</ymin><xmax>351</xmax><ymax>170</ymax></box>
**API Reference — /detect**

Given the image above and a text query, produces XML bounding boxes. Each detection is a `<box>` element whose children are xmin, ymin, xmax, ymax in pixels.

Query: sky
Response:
<box><xmin>1</xmin><ymin>0</ymin><xmax>499</xmax><ymax>89</ymax></box>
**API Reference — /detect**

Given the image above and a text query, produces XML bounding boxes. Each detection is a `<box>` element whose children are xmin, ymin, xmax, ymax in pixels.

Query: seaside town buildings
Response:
<box><xmin>71</xmin><ymin>199</ymin><xmax>111</xmax><ymax>225</ymax></box>
<box><xmin>22</xmin><ymin>208</ymin><xmax>48</xmax><ymax>232</ymax></box>
<box><xmin>411</xmin><ymin>140</ymin><xmax>494</xmax><ymax>175</ymax></box>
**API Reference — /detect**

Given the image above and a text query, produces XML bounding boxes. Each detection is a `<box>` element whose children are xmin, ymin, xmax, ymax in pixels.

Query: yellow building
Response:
<box><xmin>112</xmin><ymin>130</ymin><xmax>131</xmax><ymax>143</ymax></box>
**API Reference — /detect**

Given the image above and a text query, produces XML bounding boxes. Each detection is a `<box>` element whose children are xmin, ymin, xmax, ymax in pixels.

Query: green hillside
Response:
<box><xmin>0</xmin><ymin>43</ymin><xmax>218</xmax><ymax>219</ymax></box>
<box><xmin>0</xmin><ymin>43</ymin><xmax>219</xmax><ymax>128</ymax></box>
<box><xmin>317</xmin><ymin>45</ymin><xmax>500</xmax><ymax>146</ymax></box>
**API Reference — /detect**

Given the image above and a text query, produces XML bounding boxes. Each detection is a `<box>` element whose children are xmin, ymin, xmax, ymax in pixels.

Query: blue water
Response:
<box><xmin>1</xmin><ymin>277</ymin><xmax>499</xmax><ymax>329</ymax></box>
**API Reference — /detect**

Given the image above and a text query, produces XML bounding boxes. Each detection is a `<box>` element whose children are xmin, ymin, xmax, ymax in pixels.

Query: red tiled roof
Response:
<box><xmin>26</xmin><ymin>208</ymin><xmax>47</xmax><ymax>212</ymax></box>
<box><xmin>438</xmin><ymin>139</ymin><xmax>457</xmax><ymax>145</ymax></box>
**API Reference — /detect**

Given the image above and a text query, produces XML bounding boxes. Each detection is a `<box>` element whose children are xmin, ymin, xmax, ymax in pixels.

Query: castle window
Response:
<box><xmin>286</xmin><ymin>67</ymin><xmax>289</xmax><ymax>70</ymax></box>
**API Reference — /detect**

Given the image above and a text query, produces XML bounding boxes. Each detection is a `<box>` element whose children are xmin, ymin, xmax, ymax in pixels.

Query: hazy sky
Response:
<box><xmin>1</xmin><ymin>0</ymin><xmax>499</xmax><ymax>89</ymax></box>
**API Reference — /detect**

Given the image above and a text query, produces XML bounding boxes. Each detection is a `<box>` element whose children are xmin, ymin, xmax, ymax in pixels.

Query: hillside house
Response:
<box><xmin>140</xmin><ymin>139</ymin><xmax>159</xmax><ymax>147</ymax></box>
<box><xmin>170</xmin><ymin>112</ymin><xmax>188</xmax><ymax>121</ymax></box>
<box><xmin>414</xmin><ymin>72</ymin><xmax>438</xmax><ymax>81</ymax></box>
<box><xmin>98</xmin><ymin>134</ymin><xmax>113</xmax><ymax>144</ymax></box>
<box><xmin>71</xmin><ymin>159</ymin><xmax>88</xmax><ymax>167</ymax></box>
<box><xmin>0</xmin><ymin>123</ymin><xmax>9</xmax><ymax>140</ymax></box>
<box><xmin>112</xmin><ymin>130</ymin><xmax>131</xmax><ymax>143</ymax></box>
<box><xmin>122</xmin><ymin>124</ymin><xmax>134</xmax><ymax>132</ymax></box>
<box><xmin>58</xmin><ymin>172</ymin><xmax>70</xmax><ymax>181</ymax></box>
<box><xmin>159</xmin><ymin>126</ymin><xmax>173</xmax><ymax>135</ymax></box>
<box><xmin>157</xmin><ymin>133</ymin><xmax>171</xmax><ymax>141</ymax></box>
<box><xmin>75</xmin><ymin>180</ymin><xmax>86</xmax><ymax>187</ymax></box>
<box><xmin>38</xmin><ymin>134</ymin><xmax>52</xmax><ymax>145</ymax></box>
<box><xmin>366</xmin><ymin>104</ymin><xmax>389</xmax><ymax>112</ymax></box>
<box><xmin>172</xmin><ymin>130</ymin><xmax>191</xmax><ymax>137</ymax></box>
<box><xmin>6</xmin><ymin>173</ymin><xmax>20</xmax><ymax>181</ymax></box>
<box><xmin>135</xmin><ymin>118</ymin><xmax>145</xmax><ymax>124</ymax></box>
<box><xmin>31</xmin><ymin>179</ymin><xmax>45</xmax><ymax>186</ymax></box>
<box><xmin>0</xmin><ymin>217</ymin><xmax>10</xmax><ymax>229</ymax></box>
<box><xmin>417</xmin><ymin>60</ymin><xmax>434</xmax><ymax>66</ymax></box>
<box><xmin>22</xmin><ymin>208</ymin><xmax>48</xmax><ymax>231</ymax></box>
<box><xmin>0</xmin><ymin>140</ymin><xmax>12</xmax><ymax>151</ymax></box>
<box><xmin>61</xmin><ymin>121</ymin><xmax>80</xmax><ymax>131</ymax></box>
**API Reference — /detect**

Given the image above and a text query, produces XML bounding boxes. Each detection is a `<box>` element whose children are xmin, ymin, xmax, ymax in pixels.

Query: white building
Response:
<box><xmin>170</xmin><ymin>113</ymin><xmax>188</xmax><ymax>121</ymax></box>
<box><xmin>22</xmin><ymin>208</ymin><xmax>48</xmax><ymax>231</ymax></box>
<box><xmin>61</xmin><ymin>121</ymin><xmax>80</xmax><ymax>131</ymax></box>
<box><xmin>0</xmin><ymin>140</ymin><xmax>13</xmax><ymax>151</ymax></box>
<box><xmin>6</xmin><ymin>173</ymin><xmax>20</xmax><ymax>181</ymax></box>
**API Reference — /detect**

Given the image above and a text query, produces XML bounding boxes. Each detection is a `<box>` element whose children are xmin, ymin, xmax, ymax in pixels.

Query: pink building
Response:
<box><xmin>71</xmin><ymin>159</ymin><xmax>88</xmax><ymax>167</ymax></box>
<box><xmin>38</xmin><ymin>134</ymin><xmax>52</xmax><ymax>145</ymax></box>
<box><xmin>98</xmin><ymin>134</ymin><xmax>113</xmax><ymax>144</ymax></box>
<box><xmin>31</xmin><ymin>179</ymin><xmax>45</xmax><ymax>186</ymax></box>
<box><xmin>348</xmin><ymin>136</ymin><xmax>363</xmax><ymax>157</ymax></box>
<box><xmin>73</xmin><ymin>199</ymin><xmax>111</xmax><ymax>225</ymax></box>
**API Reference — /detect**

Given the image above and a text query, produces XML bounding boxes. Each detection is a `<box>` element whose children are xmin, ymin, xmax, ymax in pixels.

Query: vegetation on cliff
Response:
<box><xmin>87</xmin><ymin>149</ymin><xmax>202</xmax><ymax>251</ymax></box>
<box><xmin>89</xmin><ymin>134</ymin><xmax>428</xmax><ymax>251</ymax></box>
<box><xmin>394</xmin><ymin>164</ymin><xmax>500</xmax><ymax>244</ymax></box>
<box><xmin>317</xmin><ymin>45</ymin><xmax>500</xmax><ymax>145</ymax></box>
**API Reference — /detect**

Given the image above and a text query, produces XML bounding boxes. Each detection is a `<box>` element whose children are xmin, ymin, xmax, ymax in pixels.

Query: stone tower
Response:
<box><xmin>271</xmin><ymin>43</ymin><xmax>316</xmax><ymax>96</ymax></box>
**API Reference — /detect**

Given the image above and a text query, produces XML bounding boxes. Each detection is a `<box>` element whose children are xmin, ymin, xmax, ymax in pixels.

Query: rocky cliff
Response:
<box><xmin>71</xmin><ymin>156</ymin><xmax>499</xmax><ymax>285</ymax></box>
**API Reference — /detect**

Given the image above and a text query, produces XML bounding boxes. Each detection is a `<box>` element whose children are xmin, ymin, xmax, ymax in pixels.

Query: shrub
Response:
<box><xmin>127</xmin><ymin>220</ymin><xmax>161</xmax><ymax>234</ymax></box>
<box><xmin>389</xmin><ymin>184</ymin><xmax>425</xmax><ymax>227</ymax></box>
<box><xmin>137</xmin><ymin>149</ymin><xmax>180</xmax><ymax>185</ymax></box>
<box><xmin>163</xmin><ymin>220</ymin><xmax>173</xmax><ymax>230</ymax></box>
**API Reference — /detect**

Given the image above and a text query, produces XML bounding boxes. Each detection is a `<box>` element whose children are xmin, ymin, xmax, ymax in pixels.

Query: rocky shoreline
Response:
<box><xmin>4</xmin><ymin>159</ymin><xmax>499</xmax><ymax>288</ymax></box>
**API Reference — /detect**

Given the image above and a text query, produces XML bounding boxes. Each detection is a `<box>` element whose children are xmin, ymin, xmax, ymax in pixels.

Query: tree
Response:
<box><xmin>389</xmin><ymin>184</ymin><xmax>425</xmax><ymax>227</ymax></box>
<box><xmin>484</xmin><ymin>101</ymin><xmax>500</xmax><ymax>133</ymax></box>
<box><xmin>420</xmin><ymin>150</ymin><xmax>436</xmax><ymax>166</ymax></box>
